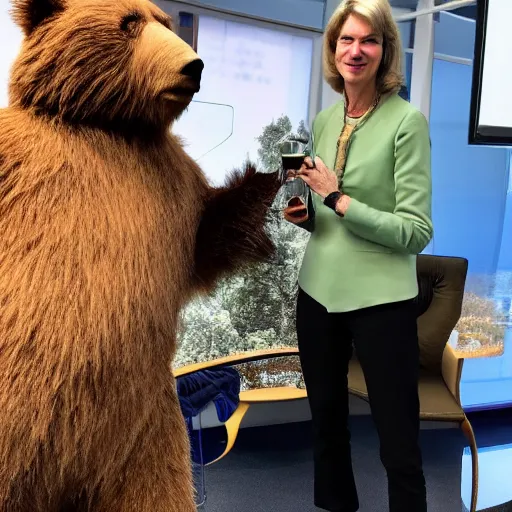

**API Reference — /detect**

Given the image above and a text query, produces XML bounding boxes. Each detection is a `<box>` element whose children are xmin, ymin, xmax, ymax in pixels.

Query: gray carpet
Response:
<box><xmin>199</xmin><ymin>416</ymin><xmax>463</xmax><ymax>511</ymax></box>
<box><xmin>198</xmin><ymin>412</ymin><xmax>512</xmax><ymax>512</ymax></box>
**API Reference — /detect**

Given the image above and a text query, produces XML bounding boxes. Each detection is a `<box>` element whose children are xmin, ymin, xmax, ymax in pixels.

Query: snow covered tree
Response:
<box><xmin>256</xmin><ymin>115</ymin><xmax>292</xmax><ymax>173</ymax></box>
<box><xmin>175</xmin><ymin>116</ymin><xmax>311</xmax><ymax>369</ymax></box>
<box><xmin>295</xmin><ymin>119</ymin><xmax>311</xmax><ymax>142</ymax></box>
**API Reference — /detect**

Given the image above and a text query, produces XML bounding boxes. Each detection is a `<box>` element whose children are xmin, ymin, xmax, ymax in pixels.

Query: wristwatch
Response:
<box><xmin>323</xmin><ymin>191</ymin><xmax>344</xmax><ymax>217</ymax></box>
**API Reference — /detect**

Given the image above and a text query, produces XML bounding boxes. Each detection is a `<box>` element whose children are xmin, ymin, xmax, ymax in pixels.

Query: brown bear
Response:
<box><xmin>0</xmin><ymin>0</ymin><xmax>280</xmax><ymax>511</ymax></box>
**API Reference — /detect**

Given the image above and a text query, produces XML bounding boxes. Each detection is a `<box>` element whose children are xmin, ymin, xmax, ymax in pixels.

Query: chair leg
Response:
<box><xmin>461</xmin><ymin>416</ymin><xmax>479</xmax><ymax>512</ymax></box>
<box><xmin>206</xmin><ymin>402</ymin><xmax>250</xmax><ymax>466</ymax></box>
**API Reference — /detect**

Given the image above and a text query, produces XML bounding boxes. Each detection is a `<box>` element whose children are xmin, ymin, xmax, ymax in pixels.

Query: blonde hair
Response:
<box><xmin>323</xmin><ymin>0</ymin><xmax>404</xmax><ymax>96</ymax></box>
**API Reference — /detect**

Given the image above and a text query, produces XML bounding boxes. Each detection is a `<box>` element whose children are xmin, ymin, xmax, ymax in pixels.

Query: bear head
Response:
<box><xmin>8</xmin><ymin>0</ymin><xmax>204</xmax><ymax>134</ymax></box>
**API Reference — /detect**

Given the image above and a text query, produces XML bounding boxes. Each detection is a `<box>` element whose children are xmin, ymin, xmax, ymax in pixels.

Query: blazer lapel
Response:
<box><xmin>314</xmin><ymin>101</ymin><xmax>344</xmax><ymax>172</ymax></box>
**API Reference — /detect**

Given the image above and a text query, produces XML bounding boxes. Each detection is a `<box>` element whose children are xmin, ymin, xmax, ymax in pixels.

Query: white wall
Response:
<box><xmin>0</xmin><ymin>0</ymin><xmax>412</xmax><ymax>113</ymax></box>
<box><xmin>0</xmin><ymin>0</ymin><xmax>23</xmax><ymax>107</ymax></box>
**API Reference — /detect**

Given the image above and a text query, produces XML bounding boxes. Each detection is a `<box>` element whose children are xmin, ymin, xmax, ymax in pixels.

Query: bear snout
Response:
<box><xmin>180</xmin><ymin>59</ymin><xmax>204</xmax><ymax>87</ymax></box>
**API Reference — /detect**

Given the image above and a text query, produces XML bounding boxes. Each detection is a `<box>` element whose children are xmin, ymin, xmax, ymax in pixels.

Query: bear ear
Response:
<box><xmin>11</xmin><ymin>0</ymin><xmax>65</xmax><ymax>36</ymax></box>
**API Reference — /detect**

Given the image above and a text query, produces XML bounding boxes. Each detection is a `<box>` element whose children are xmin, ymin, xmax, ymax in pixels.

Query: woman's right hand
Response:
<box><xmin>285</xmin><ymin>169</ymin><xmax>298</xmax><ymax>181</ymax></box>
<box><xmin>286</xmin><ymin>157</ymin><xmax>313</xmax><ymax>181</ymax></box>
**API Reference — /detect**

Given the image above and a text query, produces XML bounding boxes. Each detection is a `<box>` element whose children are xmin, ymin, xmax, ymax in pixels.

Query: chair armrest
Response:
<box><xmin>441</xmin><ymin>343</ymin><xmax>464</xmax><ymax>405</ymax></box>
<box><xmin>174</xmin><ymin>347</ymin><xmax>300</xmax><ymax>377</ymax></box>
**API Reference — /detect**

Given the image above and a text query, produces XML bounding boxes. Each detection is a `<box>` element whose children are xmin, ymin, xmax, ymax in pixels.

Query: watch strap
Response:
<box><xmin>323</xmin><ymin>191</ymin><xmax>344</xmax><ymax>216</ymax></box>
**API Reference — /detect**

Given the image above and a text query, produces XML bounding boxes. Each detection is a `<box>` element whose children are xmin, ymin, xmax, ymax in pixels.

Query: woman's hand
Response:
<box><xmin>298</xmin><ymin>156</ymin><xmax>339</xmax><ymax>199</ymax></box>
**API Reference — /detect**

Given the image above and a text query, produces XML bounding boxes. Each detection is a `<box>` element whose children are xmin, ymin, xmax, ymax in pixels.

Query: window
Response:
<box><xmin>173</xmin><ymin>15</ymin><xmax>313</xmax><ymax>185</ymax></box>
<box><xmin>428</xmin><ymin>12</ymin><xmax>512</xmax><ymax>411</ymax></box>
<box><xmin>173</xmin><ymin>14</ymin><xmax>316</xmax><ymax>372</ymax></box>
<box><xmin>397</xmin><ymin>20</ymin><xmax>414</xmax><ymax>101</ymax></box>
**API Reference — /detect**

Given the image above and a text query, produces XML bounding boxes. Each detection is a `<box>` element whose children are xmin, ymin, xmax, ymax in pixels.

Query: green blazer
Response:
<box><xmin>298</xmin><ymin>93</ymin><xmax>433</xmax><ymax>313</ymax></box>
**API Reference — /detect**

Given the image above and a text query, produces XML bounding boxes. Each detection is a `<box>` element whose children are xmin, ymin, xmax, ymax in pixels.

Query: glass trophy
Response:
<box><xmin>278</xmin><ymin>135</ymin><xmax>311</xmax><ymax>221</ymax></box>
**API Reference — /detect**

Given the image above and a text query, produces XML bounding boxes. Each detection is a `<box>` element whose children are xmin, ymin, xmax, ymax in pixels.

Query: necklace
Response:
<box><xmin>347</xmin><ymin>103</ymin><xmax>371</xmax><ymax>117</ymax></box>
<box><xmin>343</xmin><ymin>92</ymin><xmax>381</xmax><ymax>122</ymax></box>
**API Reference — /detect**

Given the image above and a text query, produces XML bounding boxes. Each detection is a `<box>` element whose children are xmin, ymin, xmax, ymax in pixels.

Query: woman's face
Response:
<box><xmin>335</xmin><ymin>14</ymin><xmax>383</xmax><ymax>91</ymax></box>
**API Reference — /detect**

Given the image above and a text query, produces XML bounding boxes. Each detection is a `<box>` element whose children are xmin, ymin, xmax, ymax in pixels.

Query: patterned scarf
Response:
<box><xmin>334</xmin><ymin>94</ymin><xmax>381</xmax><ymax>190</ymax></box>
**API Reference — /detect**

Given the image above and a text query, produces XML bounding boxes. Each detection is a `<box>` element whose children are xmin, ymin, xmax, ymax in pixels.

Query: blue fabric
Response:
<box><xmin>177</xmin><ymin>367</ymin><xmax>241</xmax><ymax>422</ymax></box>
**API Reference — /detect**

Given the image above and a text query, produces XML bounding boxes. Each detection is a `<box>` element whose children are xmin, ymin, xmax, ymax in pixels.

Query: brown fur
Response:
<box><xmin>0</xmin><ymin>0</ymin><xmax>279</xmax><ymax>511</ymax></box>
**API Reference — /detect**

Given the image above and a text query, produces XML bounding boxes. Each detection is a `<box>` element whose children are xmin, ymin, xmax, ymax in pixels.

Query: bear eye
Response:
<box><xmin>121</xmin><ymin>12</ymin><xmax>142</xmax><ymax>35</ymax></box>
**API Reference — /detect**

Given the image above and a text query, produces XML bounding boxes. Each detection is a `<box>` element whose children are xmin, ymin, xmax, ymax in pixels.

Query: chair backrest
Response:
<box><xmin>415</xmin><ymin>254</ymin><xmax>468</xmax><ymax>373</ymax></box>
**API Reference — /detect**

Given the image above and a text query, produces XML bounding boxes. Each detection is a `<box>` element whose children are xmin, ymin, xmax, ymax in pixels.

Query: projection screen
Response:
<box><xmin>469</xmin><ymin>0</ymin><xmax>512</xmax><ymax>146</ymax></box>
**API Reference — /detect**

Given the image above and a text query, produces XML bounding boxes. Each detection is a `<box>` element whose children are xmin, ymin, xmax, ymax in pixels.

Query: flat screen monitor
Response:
<box><xmin>469</xmin><ymin>0</ymin><xmax>512</xmax><ymax>146</ymax></box>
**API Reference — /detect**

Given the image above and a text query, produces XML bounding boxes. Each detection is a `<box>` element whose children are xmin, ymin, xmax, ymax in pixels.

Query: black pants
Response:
<box><xmin>296</xmin><ymin>288</ymin><xmax>427</xmax><ymax>512</ymax></box>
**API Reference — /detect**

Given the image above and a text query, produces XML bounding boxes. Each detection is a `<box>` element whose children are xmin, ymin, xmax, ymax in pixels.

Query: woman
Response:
<box><xmin>284</xmin><ymin>1</ymin><xmax>433</xmax><ymax>511</ymax></box>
